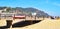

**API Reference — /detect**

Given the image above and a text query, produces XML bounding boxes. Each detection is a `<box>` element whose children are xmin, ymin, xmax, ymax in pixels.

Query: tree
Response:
<box><xmin>6</xmin><ymin>7</ymin><xmax>11</xmax><ymax>12</ymax></box>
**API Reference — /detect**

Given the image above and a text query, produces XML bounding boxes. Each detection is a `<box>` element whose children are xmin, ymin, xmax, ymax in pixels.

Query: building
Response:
<box><xmin>0</xmin><ymin>8</ymin><xmax>7</xmax><ymax>13</ymax></box>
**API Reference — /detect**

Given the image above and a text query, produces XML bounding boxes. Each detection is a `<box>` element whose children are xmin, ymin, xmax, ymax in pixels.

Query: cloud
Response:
<box><xmin>45</xmin><ymin>0</ymin><xmax>60</xmax><ymax>7</ymax></box>
<box><xmin>52</xmin><ymin>2</ymin><xmax>60</xmax><ymax>6</ymax></box>
<box><xmin>55</xmin><ymin>4</ymin><xmax>60</xmax><ymax>6</ymax></box>
<box><xmin>46</xmin><ymin>0</ymin><xmax>49</xmax><ymax>3</ymax></box>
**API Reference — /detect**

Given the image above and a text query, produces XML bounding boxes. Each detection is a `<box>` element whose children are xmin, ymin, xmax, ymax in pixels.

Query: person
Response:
<box><xmin>6</xmin><ymin>20</ymin><xmax>13</xmax><ymax>28</ymax></box>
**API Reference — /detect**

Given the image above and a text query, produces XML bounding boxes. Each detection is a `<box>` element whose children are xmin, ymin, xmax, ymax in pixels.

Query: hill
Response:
<box><xmin>0</xmin><ymin>7</ymin><xmax>49</xmax><ymax>17</ymax></box>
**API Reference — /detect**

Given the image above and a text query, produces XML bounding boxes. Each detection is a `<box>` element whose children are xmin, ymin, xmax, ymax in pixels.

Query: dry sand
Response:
<box><xmin>8</xmin><ymin>19</ymin><xmax>60</xmax><ymax>29</ymax></box>
<box><xmin>0</xmin><ymin>18</ymin><xmax>60</xmax><ymax>29</ymax></box>
<box><xmin>0</xmin><ymin>19</ymin><xmax>6</xmax><ymax>26</ymax></box>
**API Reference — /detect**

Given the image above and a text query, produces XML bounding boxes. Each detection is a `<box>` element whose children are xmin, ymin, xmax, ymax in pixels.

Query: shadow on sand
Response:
<box><xmin>0</xmin><ymin>20</ymin><xmax>42</xmax><ymax>29</ymax></box>
<box><xmin>12</xmin><ymin>20</ymin><xmax>41</xmax><ymax>28</ymax></box>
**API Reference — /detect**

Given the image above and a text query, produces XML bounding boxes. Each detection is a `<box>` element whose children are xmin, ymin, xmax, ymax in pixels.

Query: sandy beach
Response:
<box><xmin>0</xmin><ymin>17</ymin><xmax>60</xmax><ymax>29</ymax></box>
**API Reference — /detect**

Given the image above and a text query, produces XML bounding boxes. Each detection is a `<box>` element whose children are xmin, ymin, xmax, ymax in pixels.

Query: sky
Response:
<box><xmin>0</xmin><ymin>0</ymin><xmax>60</xmax><ymax>16</ymax></box>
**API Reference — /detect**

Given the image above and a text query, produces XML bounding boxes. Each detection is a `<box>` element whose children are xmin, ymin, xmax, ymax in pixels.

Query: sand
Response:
<box><xmin>0</xmin><ymin>18</ymin><xmax>60</xmax><ymax>29</ymax></box>
<box><xmin>8</xmin><ymin>19</ymin><xmax>60</xmax><ymax>29</ymax></box>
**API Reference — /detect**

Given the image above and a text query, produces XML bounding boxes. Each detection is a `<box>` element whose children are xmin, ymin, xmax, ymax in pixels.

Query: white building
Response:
<box><xmin>0</xmin><ymin>8</ymin><xmax>7</xmax><ymax>13</ymax></box>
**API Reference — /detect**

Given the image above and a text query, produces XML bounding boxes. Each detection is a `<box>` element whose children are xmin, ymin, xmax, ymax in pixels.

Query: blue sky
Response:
<box><xmin>0</xmin><ymin>0</ymin><xmax>60</xmax><ymax>16</ymax></box>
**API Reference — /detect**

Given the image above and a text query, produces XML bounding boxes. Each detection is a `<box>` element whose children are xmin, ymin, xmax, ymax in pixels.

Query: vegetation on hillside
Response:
<box><xmin>0</xmin><ymin>7</ymin><xmax>49</xmax><ymax>17</ymax></box>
